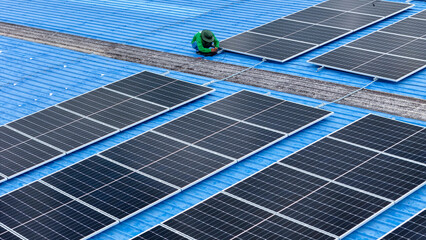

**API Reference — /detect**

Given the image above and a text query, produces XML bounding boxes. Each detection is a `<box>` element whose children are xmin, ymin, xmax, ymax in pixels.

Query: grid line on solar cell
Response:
<box><xmin>222</xmin><ymin>0</ymin><xmax>412</xmax><ymax>62</ymax></box>
<box><xmin>379</xmin><ymin>209</ymin><xmax>426</xmax><ymax>240</ymax></box>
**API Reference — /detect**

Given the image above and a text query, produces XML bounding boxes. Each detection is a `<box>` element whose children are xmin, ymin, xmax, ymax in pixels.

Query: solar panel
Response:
<box><xmin>0</xmin><ymin>71</ymin><xmax>214</xmax><ymax>182</ymax></box>
<box><xmin>0</xmin><ymin>90</ymin><xmax>332</xmax><ymax>239</ymax></box>
<box><xmin>140</xmin><ymin>114</ymin><xmax>425</xmax><ymax>240</ymax></box>
<box><xmin>0</xmin><ymin>182</ymin><xmax>117</xmax><ymax>240</ymax></box>
<box><xmin>380</xmin><ymin>209</ymin><xmax>426</xmax><ymax>240</ymax></box>
<box><xmin>310</xmin><ymin>10</ymin><xmax>426</xmax><ymax>82</ymax></box>
<box><xmin>222</xmin><ymin>0</ymin><xmax>412</xmax><ymax>62</ymax></box>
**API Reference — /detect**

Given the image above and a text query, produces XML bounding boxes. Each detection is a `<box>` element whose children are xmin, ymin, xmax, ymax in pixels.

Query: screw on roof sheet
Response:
<box><xmin>64</xmin><ymin>65</ymin><xmax>67</xmax><ymax>68</ymax></box>
<box><xmin>101</xmin><ymin>74</ymin><xmax>104</xmax><ymax>77</ymax></box>
<box><xmin>49</xmin><ymin>93</ymin><xmax>53</xmax><ymax>96</ymax></box>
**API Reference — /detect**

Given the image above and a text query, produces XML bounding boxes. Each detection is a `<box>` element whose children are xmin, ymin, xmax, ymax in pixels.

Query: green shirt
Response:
<box><xmin>191</xmin><ymin>31</ymin><xmax>220</xmax><ymax>53</ymax></box>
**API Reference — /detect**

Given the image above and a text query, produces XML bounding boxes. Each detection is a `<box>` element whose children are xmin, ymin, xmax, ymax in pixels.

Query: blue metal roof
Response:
<box><xmin>0</xmin><ymin>35</ymin><xmax>425</xmax><ymax>239</ymax></box>
<box><xmin>0</xmin><ymin>0</ymin><xmax>424</xmax><ymax>99</ymax></box>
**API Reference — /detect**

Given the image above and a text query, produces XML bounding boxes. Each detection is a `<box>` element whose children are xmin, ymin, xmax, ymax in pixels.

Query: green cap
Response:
<box><xmin>201</xmin><ymin>30</ymin><xmax>214</xmax><ymax>43</ymax></box>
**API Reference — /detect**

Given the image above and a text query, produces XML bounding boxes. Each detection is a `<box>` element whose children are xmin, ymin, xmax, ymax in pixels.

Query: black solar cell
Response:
<box><xmin>381</xmin><ymin>18</ymin><xmax>426</xmax><ymax>38</ymax></box>
<box><xmin>37</xmin><ymin>118</ymin><xmax>117</xmax><ymax>151</ymax></box>
<box><xmin>7</xmin><ymin>106</ymin><xmax>81</xmax><ymax>137</ymax></box>
<box><xmin>104</xmin><ymin>71</ymin><xmax>175</xmax><ymax>97</ymax></box>
<box><xmin>0</xmin><ymin>139</ymin><xmax>63</xmax><ymax>177</ymax></box>
<box><xmin>250</xmin><ymin>19</ymin><xmax>313</xmax><ymax>38</ymax></box>
<box><xmin>164</xmin><ymin>193</ymin><xmax>273</xmax><ymax>239</ymax></box>
<box><xmin>385</xmin><ymin>129</ymin><xmax>426</xmax><ymax>164</ymax></box>
<box><xmin>245</xmin><ymin>101</ymin><xmax>331</xmax><ymax>133</ymax></box>
<box><xmin>137</xmin><ymin>80</ymin><xmax>213</xmax><ymax>108</ymax></box>
<box><xmin>0</xmin><ymin>126</ymin><xmax>29</xmax><ymax>151</ymax></box>
<box><xmin>58</xmin><ymin>88</ymin><xmax>130</xmax><ymax>116</ymax></box>
<box><xmin>311</xmin><ymin>47</ymin><xmax>381</xmax><ymax>70</ymax></box>
<box><xmin>88</xmin><ymin>98</ymin><xmax>166</xmax><ymax>129</ymax></box>
<box><xmin>335</xmin><ymin>154</ymin><xmax>426</xmax><ymax>200</ymax></box>
<box><xmin>353</xmin><ymin>54</ymin><xmax>426</xmax><ymax>81</ymax></box>
<box><xmin>203</xmin><ymin>90</ymin><xmax>283</xmax><ymax>120</ymax></box>
<box><xmin>221</xmin><ymin>32</ymin><xmax>278</xmax><ymax>53</ymax></box>
<box><xmin>285</xmin><ymin>7</ymin><xmax>343</xmax><ymax>24</ymax></box>
<box><xmin>225</xmin><ymin>164</ymin><xmax>328</xmax><ymax>212</ymax></box>
<box><xmin>139</xmin><ymin>146</ymin><xmax>234</xmax><ymax>188</ymax></box>
<box><xmin>100</xmin><ymin>131</ymin><xmax>187</xmax><ymax>170</ymax></box>
<box><xmin>248</xmin><ymin>39</ymin><xmax>315</xmax><ymax>62</ymax></box>
<box><xmin>285</xmin><ymin>25</ymin><xmax>349</xmax><ymax>45</ymax></box>
<box><xmin>331</xmin><ymin>115</ymin><xmax>422</xmax><ymax>151</ymax></box>
<box><xmin>279</xmin><ymin>183</ymin><xmax>391</xmax><ymax>237</ymax></box>
<box><xmin>389</xmin><ymin>39</ymin><xmax>426</xmax><ymax>61</ymax></box>
<box><xmin>194</xmin><ymin>122</ymin><xmax>284</xmax><ymax>159</ymax></box>
<box><xmin>347</xmin><ymin>32</ymin><xmax>414</xmax><ymax>53</ymax></box>
<box><xmin>321</xmin><ymin>13</ymin><xmax>381</xmax><ymax>30</ymax></box>
<box><xmin>154</xmin><ymin>110</ymin><xmax>238</xmax><ymax>144</ymax></box>
<box><xmin>282</xmin><ymin>137</ymin><xmax>378</xmax><ymax>179</ymax></box>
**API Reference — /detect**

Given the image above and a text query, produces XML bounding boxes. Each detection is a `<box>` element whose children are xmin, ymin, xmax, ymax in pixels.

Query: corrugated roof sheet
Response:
<box><xmin>0</xmin><ymin>35</ymin><xmax>425</xmax><ymax>239</ymax></box>
<box><xmin>0</xmin><ymin>0</ymin><xmax>424</xmax><ymax>99</ymax></box>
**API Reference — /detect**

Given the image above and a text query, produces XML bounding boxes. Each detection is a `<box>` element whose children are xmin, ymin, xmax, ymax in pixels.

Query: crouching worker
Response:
<box><xmin>192</xmin><ymin>30</ymin><xmax>222</xmax><ymax>56</ymax></box>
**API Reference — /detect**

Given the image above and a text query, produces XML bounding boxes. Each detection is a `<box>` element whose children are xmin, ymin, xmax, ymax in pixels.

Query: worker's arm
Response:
<box><xmin>213</xmin><ymin>35</ymin><xmax>220</xmax><ymax>48</ymax></box>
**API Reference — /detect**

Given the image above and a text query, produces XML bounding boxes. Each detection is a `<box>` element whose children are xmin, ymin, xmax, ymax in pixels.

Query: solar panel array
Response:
<box><xmin>310</xmin><ymin>9</ymin><xmax>426</xmax><ymax>81</ymax></box>
<box><xmin>0</xmin><ymin>90</ymin><xmax>332</xmax><ymax>240</ymax></box>
<box><xmin>138</xmin><ymin>114</ymin><xmax>426</xmax><ymax>240</ymax></box>
<box><xmin>0</xmin><ymin>71</ymin><xmax>214</xmax><ymax>183</ymax></box>
<box><xmin>379</xmin><ymin>209</ymin><xmax>426</xmax><ymax>240</ymax></box>
<box><xmin>221</xmin><ymin>0</ymin><xmax>412</xmax><ymax>62</ymax></box>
